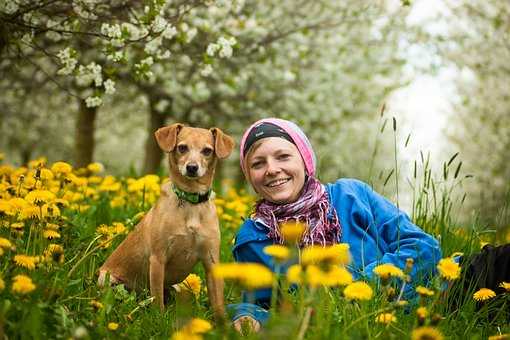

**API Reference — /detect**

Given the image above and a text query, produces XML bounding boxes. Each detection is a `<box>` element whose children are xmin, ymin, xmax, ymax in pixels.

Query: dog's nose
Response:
<box><xmin>186</xmin><ymin>164</ymin><xmax>199</xmax><ymax>176</ymax></box>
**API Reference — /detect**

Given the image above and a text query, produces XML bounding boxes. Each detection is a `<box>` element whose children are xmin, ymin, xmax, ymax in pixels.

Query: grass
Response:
<box><xmin>0</xmin><ymin>155</ymin><xmax>509</xmax><ymax>340</ymax></box>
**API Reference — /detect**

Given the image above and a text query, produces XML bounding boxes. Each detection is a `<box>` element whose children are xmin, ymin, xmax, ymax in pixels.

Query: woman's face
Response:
<box><xmin>246</xmin><ymin>137</ymin><xmax>306</xmax><ymax>204</ymax></box>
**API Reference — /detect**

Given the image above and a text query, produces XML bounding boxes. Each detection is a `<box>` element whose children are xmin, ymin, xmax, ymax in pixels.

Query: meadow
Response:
<box><xmin>0</xmin><ymin>156</ymin><xmax>509</xmax><ymax>340</ymax></box>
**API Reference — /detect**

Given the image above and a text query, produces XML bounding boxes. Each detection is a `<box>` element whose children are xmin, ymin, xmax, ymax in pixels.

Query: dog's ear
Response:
<box><xmin>155</xmin><ymin>123</ymin><xmax>183</xmax><ymax>152</ymax></box>
<box><xmin>210</xmin><ymin>127</ymin><xmax>235</xmax><ymax>159</ymax></box>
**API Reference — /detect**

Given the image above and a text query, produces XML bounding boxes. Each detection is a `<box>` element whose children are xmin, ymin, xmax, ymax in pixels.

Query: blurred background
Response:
<box><xmin>1</xmin><ymin>0</ymin><xmax>508</xmax><ymax>230</ymax></box>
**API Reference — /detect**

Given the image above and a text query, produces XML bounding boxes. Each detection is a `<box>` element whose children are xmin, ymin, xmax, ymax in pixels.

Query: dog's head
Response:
<box><xmin>155</xmin><ymin>124</ymin><xmax>235</xmax><ymax>181</ymax></box>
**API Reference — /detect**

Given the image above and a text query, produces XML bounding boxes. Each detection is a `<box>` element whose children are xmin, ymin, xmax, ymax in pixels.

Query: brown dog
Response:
<box><xmin>98</xmin><ymin>123</ymin><xmax>234</xmax><ymax>319</ymax></box>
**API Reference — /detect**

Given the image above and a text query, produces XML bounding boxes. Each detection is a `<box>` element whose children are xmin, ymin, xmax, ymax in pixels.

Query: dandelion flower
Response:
<box><xmin>213</xmin><ymin>263</ymin><xmax>273</xmax><ymax>289</ymax></box>
<box><xmin>416</xmin><ymin>286</ymin><xmax>434</xmax><ymax>297</ymax></box>
<box><xmin>25</xmin><ymin>190</ymin><xmax>56</xmax><ymax>205</ymax></box>
<box><xmin>473</xmin><ymin>288</ymin><xmax>496</xmax><ymax>301</ymax></box>
<box><xmin>263</xmin><ymin>245</ymin><xmax>290</xmax><ymax>261</ymax></box>
<box><xmin>287</xmin><ymin>264</ymin><xmax>303</xmax><ymax>284</ymax></box>
<box><xmin>301</xmin><ymin>243</ymin><xmax>351</xmax><ymax>266</ymax></box>
<box><xmin>43</xmin><ymin>229</ymin><xmax>61</xmax><ymax>239</ymax></box>
<box><xmin>12</xmin><ymin>275</ymin><xmax>36</xmax><ymax>294</ymax></box>
<box><xmin>436</xmin><ymin>258</ymin><xmax>461</xmax><ymax>280</ymax></box>
<box><xmin>375</xmin><ymin>313</ymin><xmax>396</xmax><ymax>324</ymax></box>
<box><xmin>280</xmin><ymin>221</ymin><xmax>306</xmax><ymax>244</ymax></box>
<box><xmin>51</xmin><ymin>161</ymin><xmax>73</xmax><ymax>175</ymax></box>
<box><xmin>343</xmin><ymin>281</ymin><xmax>373</xmax><ymax>301</ymax></box>
<box><xmin>499</xmin><ymin>282</ymin><xmax>510</xmax><ymax>292</ymax></box>
<box><xmin>107</xmin><ymin>322</ymin><xmax>119</xmax><ymax>331</ymax></box>
<box><xmin>184</xmin><ymin>318</ymin><xmax>212</xmax><ymax>334</ymax></box>
<box><xmin>411</xmin><ymin>326</ymin><xmax>443</xmax><ymax>340</ymax></box>
<box><xmin>323</xmin><ymin>265</ymin><xmax>353</xmax><ymax>286</ymax></box>
<box><xmin>416</xmin><ymin>306</ymin><xmax>428</xmax><ymax>319</ymax></box>
<box><xmin>488</xmin><ymin>334</ymin><xmax>510</xmax><ymax>340</ymax></box>
<box><xmin>14</xmin><ymin>254</ymin><xmax>38</xmax><ymax>270</ymax></box>
<box><xmin>373</xmin><ymin>263</ymin><xmax>405</xmax><ymax>280</ymax></box>
<box><xmin>0</xmin><ymin>237</ymin><xmax>13</xmax><ymax>249</ymax></box>
<box><xmin>87</xmin><ymin>162</ymin><xmax>104</xmax><ymax>174</ymax></box>
<box><xmin>89</xmin><ymin>300</ymin><xmax>104</xmax><ymax>310</ymax></box>
<box><xmin>44</xmin><ymin>244</ymin><xmax>64</xmax><ymax>263</ymax></box>
<box><xmin>179</xmin><ymin>273</ymin><xmax>202</xmax><ymax>298</ymax></box>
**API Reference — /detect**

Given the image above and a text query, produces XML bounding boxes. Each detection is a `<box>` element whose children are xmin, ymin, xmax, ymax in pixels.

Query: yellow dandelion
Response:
<box><xmin>43</xmin><ymin>229</ymin><xmax>61</xmax><ymax>239</ymax></box>
<box><xmin>25</xmin><ymin>190</ymin><xmax>56</xmax><ymax>205</ymax></box>
<box><xmin>321</xmin><ymin>265</ymin><xmax>353</xmax><ymax>286</ymax></box>
<box><xmin>287</xmin><ymin>264</ymin><xmax>303</xmax><ymax>284</ymax></box>
<box><xmin>436</xmin><ymin>258</ymin><xmax>461</xmax><ymax>280</ymax></box>
<box><xmin>416</xmin><ymin>306</ymin><xmax>428</xmax><ymax>319</ymax></box>
<box><xmin>416</xmin><ymin>286</ymin><xmax>435</xmax><ymax>296</ymax></box>
<box><xmin>343</xmin><ymin>281</ymin><xmax>373</xmax><ymax>301</ymax></box>
<box><xmin>44</xmin><ymin>244</ymin><xmax>64</xmax><ymax>263</ymax></box>
<box><xmin>411</xmin><ymin>326</ymin><xmax>443</xmax><ymax>340</ymax></box>
<box><xmin>107</xmin><ymin>322</ymin><xmax>119</xmax><ymax>331</ymax></box>
<box><xmin>51</xmin><ymin>161</ymin><xmax>73</xmax><ymax>175</ymax></box>
<box><xmin>87</xmin><ymin>162</ymin><xmax>104</xmax><ymax>174</ymax></box>
<box><xmin>473</xmin><ymin>288</ymin><xmax>496</xmax><ymax>302</ymax></box>
<box><xmin>301</xmin><ymin>243</ymin><xmax>351</xmax><ymax>266</ymax></box>
<box><xmin>39</xmin><ymin>168</ymin><xmax>54</xmax><ymax>181</ymax></box>
<box><xmin>179</xmin><ymin>274</ymin><xmax>202</xmax><ymax>298</ymax></box>
<box><xmin>375</xmin><ymin>313</ymin><xmax>396</xmax><ymax>324</ymax></box>
<box><xmin>499</xmin><ymin>282</ymin><xmax>510</xmax><ymax>292</ymax></box>
<box><xmin>280</xmin><ymin>221</ymin><xmax>306</xmax><ymax>244</ymax></box>
<box><xmin>0</xmin><ymin>237</ymin><xmax>13</xmax><ymax>249</ymax></box>
<box><xmin>488</xmin><ymin>334</ymin><xmax>510</xmax><ymax>340</ymax></box>
<box><xmin>11</xmin><ymin>274</ymin><xmax>36</xmax><ymax>294</ymax></box>
<box><xmin>373</xmin><ymin>263</ymin><xmax>405</xmax><ymax>280</ymax></box>
<box><xmin>213</xmin><ymin>263</ymin><xmax>273</xmax><ymax>289</ymax></box>
<box><xmin>89</xmin><ymin>300</ymin><xmax>104</xmax><ymax>310</ymax></box>
<box><xmin>11</xmin><ymin>222</ymin><xmax>25</xmax><ymax>231</ymax></box>
<box><xmin>183</xmin><ymin>318</ymin><xmax>212</xmax><ymax>334</ymax></box>
<box><xmin>20</xmin><ymin>205</ymin><xmax>41</xmax><ymax>220</ymax></box>
<box><xmin>14</xmin><ymin>254</ymin><xmax>38</xmax><ymax>270</ymax></box>
<box><xmin>263</xmin><ymin>245</ymin><xmax>291</xmax><ymax>261</ymax></box>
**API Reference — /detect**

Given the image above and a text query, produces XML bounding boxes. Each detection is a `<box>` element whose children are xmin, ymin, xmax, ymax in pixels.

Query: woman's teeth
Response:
<box><xmin>267</xmin><ymin>178</ymin><xmax>290</xmax><ymax>187</ymax></box>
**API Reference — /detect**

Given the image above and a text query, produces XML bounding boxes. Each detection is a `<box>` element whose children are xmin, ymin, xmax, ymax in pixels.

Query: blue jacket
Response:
<box><xmin>228</xmin><ymin>178</ymin><xmax>442</xmax><ymax>324</ymax></box>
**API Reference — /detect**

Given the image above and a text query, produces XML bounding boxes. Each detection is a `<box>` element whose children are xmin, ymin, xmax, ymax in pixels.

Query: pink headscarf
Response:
<box><xmin>240</xmin><ymin>118</ymin><xmax>317</xmax><ymax>177</ymax></box>
<box><xmin>240</xmin><ymin>118</ymin><xmax>341</xmax><ymax>246</ymax></box>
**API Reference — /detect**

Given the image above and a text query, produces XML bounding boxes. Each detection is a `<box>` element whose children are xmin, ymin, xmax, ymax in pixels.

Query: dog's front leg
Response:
<box><xmin>149</xmin><ymin>254</ymin><xmax>165</xmax><ymax>311</ymax></box>
<box><xmin>202</xmin><ymin>245</ymin><xmax>225</xmax><ymax>321</ymax></box>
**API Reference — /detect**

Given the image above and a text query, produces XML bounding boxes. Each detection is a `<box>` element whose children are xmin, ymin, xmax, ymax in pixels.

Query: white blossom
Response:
<box><xmin>101</xmin><ymin>23</ymin><xmax>122</xmax><ymax>39</ymax></box>
<box><xmin>85</xmin><ymin>96</ymin><xmax>102</xmax><ymax>108</ymax></box>
<box><xmin>152</xmin><ymin>15</ymin><xmax>168</xmax><ymax>32</ymax></box>
<box><xmin>104</xmin><ymin>79</ymin><xmax>116</xmax><ymax>95</ymax></box>
<box><xmin>1</xmin><ymin>1</ymin><xmax>19</xmax><ymax>14</ymax></box>
<box><xmin>57</xmin><ymin>48</ymin><xmax>78</xmax><ymax>75</ymax></box>
<box><xmin>144</xmin><ymin>37</ymin><xmax>162</xmax><ymax>55</ymax></box>
<box><xmin>200</xmin><ymin>64</ymin><xmax>213</xmax><ymax>77</ymax></box>
<box><xmin>76</xmin><ymin>62</ymin><xmax>102</xmax><ymax>87</ymax></box>
<box><xmin>155</xmin><ymin>99</ymin><xmax>170</xmax><ymax>113</ymax></box>
<box><xmin>206</xmin><ymin>43</ymin><xmax>220</xmax><ymax>56</ymax></box>
<box><xmin>162</xmin><ymin>25</ymin><xmax>177</xmax><ymax>40</ymax></box>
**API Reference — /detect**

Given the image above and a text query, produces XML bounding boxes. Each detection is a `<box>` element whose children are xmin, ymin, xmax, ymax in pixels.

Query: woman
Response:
<box><xmin>229</xmin><ymin>118</ymin><xmax>509</xmax><ymax>332</ymax></box>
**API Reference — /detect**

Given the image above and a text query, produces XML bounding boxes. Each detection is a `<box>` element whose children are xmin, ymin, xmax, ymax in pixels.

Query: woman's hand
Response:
<box><xmin>233</xmin><ymin>315</ymin><xmax>261</xmax><ymax>334</ymax></box>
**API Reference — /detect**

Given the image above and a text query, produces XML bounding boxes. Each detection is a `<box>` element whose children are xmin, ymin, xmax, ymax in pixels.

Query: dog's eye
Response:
<box><xmin>177</xmin><ymin>144</ymin><xmax>188</xmax><ymax>153</ymax></box>
<box><xmin>201</xmin><ymin>147</ymin><xmax>213</xmax><ymax>156</ymax></box>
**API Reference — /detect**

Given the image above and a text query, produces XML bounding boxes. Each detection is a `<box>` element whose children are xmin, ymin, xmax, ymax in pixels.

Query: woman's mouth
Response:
<box><xmin>266</xmin><ymin>178</ymin><xmax>291</xmax><ymax>188</ymax></box>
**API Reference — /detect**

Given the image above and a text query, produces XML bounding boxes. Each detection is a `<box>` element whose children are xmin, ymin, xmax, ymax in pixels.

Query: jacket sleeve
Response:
<box><xmin>228</xmin><ymin>236</ymin><xmax>275</xmax><ymax>325</ymax></box>
<box><xmin>362</xmin><ymin>183</ymin><xmax>442</xmax><ymax>285</ymax></box>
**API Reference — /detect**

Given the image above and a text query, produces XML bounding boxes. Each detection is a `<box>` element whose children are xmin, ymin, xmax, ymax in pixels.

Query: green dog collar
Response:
<box><xmin>172</xmin><ymin>184</ymin><xmax>212</xmax><ymax>204</ymax></box>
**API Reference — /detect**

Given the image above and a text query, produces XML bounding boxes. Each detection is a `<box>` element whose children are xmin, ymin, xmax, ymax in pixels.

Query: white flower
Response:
<box><xmin>57</xmin><ymin>48</ymin><xmax>78</xmax><ymax>75</ymax></box>
<box><xmin>200</xmin><ymin>64</ymin><xmax>213</xmax><ymax>77</ymax></box>
<box><xmin>85</xmin><ymin>96</ymin><xmax>102</xmax><ymax>108</ymax></box>
<box><xmin>185</xmin><ymin>28</ymin><xmax>197</xmax><ymax>43</ymax></box>
<box><xmin>2</xmin><ymin>1</ymin><xmax>19</xmax><ymax>14</ymax></box>
<box><xmin>162</xmin><ymin>25</ymin><xmax>177</xmax><ymax>40</ymax></box>
<box><xmin>155</xmin><ymin>99</ymin><xmax>170</xmax><ymax>113</ymax></box>
<box><xmin>75</xmin><ymin>62</ymin><xmax>102</xmax><ymax>87</ymax></box>
<box><xmin>101</xmin><ymin>23</ymin><xmax>122</xmax><ymax>39</ymax></box>
<box><xmin>206</xmin><ymin>43</ymin><xmax>220</xmax><ymax>57</ymax></box>
<box><xmin>104</xmin><ymin>79</ymin><xmax>116</xmax><ymax>95</ymax></box>
<box><xmin>106</xmin><ymin>51</ymin><xmax>124</xmax><ymax>62</ymax></box>
<box><xmin>157</xmin><ymin>50</ymin><xmax>171</xmax><ymax>59</ymax></box>
<box><xmin>144</xmin><ymin>37</ymin><xmax>162</xmax><ymax>55</ymax></box>
<box><xmin>152</xmin><ymin>15</ymin><xmax>168</xmax><ymax>32</ymax></box>
<box><xmin>141</xmin><ymin>57</ymin><xmax>154</xmax><ymax>66</ymax></box>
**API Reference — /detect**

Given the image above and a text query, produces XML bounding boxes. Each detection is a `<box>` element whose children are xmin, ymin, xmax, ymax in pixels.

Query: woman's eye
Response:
<box><xmin>202</xmin><ymin>147</ymin><xmax>213</xmax><ymax>156</ymax></box>
<box><xmin>251</xmin><ymin>162</ymin><xmax>262</xmax><ymax>168</ymax></box>
<box><xmin>177</xmin><ymin>144</ymin><xmax>188</xmax><ymax>153</ymax></box>
<box><xmin>278</xmin><ymin>154</ymin><xmax>290</xmax><ymax>160</ymax></box>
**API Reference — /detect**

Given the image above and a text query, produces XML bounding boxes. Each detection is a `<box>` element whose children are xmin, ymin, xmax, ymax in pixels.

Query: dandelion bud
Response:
<box><xmin>19</xmin><ymin>174</ymin><xmax>25</xmax><ymax>182</ymax></box>
<box><xmin>405</xmin><ymin>258</ymin><xmax>414</xmax><ymax>272</ymax></box>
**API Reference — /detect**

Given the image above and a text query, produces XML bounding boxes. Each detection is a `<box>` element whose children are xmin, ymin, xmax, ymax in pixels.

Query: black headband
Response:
<box><xmin>243</xmin><ymin>122</ymin><xmax>294</xmax><ymax>157</ymax></box>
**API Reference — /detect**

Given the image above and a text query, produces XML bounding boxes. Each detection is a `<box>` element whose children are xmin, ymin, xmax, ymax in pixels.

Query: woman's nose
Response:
<box><xmin>265</xmin><ymin>159</ymin><xmax>280</xmax><ymax>175</ymax></box>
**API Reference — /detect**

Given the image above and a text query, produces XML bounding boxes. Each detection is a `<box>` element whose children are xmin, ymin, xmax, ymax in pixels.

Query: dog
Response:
<box><xmin>98</xmin><ymin>123</ymin><xmax>234</xmax><ymax>319</ymax></box>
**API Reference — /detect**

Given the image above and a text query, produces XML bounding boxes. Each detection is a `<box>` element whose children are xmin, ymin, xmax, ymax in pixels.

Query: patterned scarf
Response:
<box><xmin>254</xmin><ymin>176</ymin><xmax>341</xmax><ymax>246</ymax></box>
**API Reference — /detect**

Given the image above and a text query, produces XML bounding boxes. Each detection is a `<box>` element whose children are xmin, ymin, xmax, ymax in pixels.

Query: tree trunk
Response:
<box><xmin>143</xmin><ymin>99</ymin><xmax>167</xmax><ymax>174</ymax></box>
<box><xmin>75</xmin><ymin>99</ymin><xmax>97</xmax><ymax>168</ymax></box>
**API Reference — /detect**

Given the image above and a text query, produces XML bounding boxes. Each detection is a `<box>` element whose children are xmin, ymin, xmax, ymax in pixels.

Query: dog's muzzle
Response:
<box><xmin>185</xmin><ymin>164</ymin><xmax>199</xmax><ymax>177</ymax></box>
